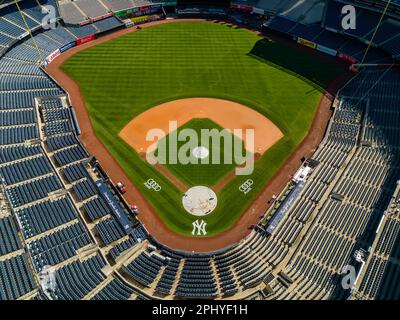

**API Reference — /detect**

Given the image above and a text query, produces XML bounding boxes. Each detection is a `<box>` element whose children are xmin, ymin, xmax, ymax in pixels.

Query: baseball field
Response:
<box><xmin>60</xmin><ymin>21</ymin><xmax>344</xmax><ymax>237</ymax></box>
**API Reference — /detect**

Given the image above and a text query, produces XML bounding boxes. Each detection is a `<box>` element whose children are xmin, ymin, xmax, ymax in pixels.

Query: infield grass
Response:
<box><xmin>61</xmin><ymin>21</ymin><xmax>345</xmax><ymax>237</ymax></box>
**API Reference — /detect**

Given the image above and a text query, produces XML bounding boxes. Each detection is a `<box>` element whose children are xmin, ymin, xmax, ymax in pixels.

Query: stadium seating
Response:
<box><xmin>54</xmin><ymin>254</ymin><xmax>107</xmax><ymax>300</ymax></box>
<box><xmin>91</xmin><ymin>278</ymin><xmax>135</xmax><ymax>300</ymax></box>
<box><xmin>265</xmin><ymin>14</ymin><xmax>391</xmax><ymax>63</ymax></box>
<box><xmin>16</xmin><ymin>196</ymin><xmax>79</xmax><ymax>238</ymax></box>
<box><xmin>266</xmin><ymin>67</ymin><xmax>400</xmax><ymax>300</ymax></box>
<box><xmin>0</xmin><ymin>255</ymin><xmax>36</xmax><ymax>300</ymax></box>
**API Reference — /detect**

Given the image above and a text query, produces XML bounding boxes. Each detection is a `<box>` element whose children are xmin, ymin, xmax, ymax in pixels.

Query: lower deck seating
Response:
<box><xmin>123</xmin><ymin>252</ymin><xmax>165</xmax><ymax>287</ymax></box>
<box><xmin>0</xmin><ymin>216</ymin><xmax>22</xmax><ymax>256</ymax></box>
<box><xmin>91</xmin><ymin>278</ymin><xmax>134</xmax><ymax>300</ymax></box>
<box><xmin>28</xmin><ymin>222</ymin><xmax>92</xmax><ymax>272</ymax></box>
<box><xmin>109</xmin><ymin>238</ymin><xmax>137</xmax><ymax>261</ymax></box>
<box><xmin>6</xmin><ymin>175</ymin><xmax>63</xmax><ymax>208</ymax></box>
<box><xmin>95</xmin><ymin>217</ymin><xmax>126</xmax><ymax>245</ymax></box>
<box><xmin>55</xmin><ymin>254</ymin><xmax>107</xmax><ymax>300</ymax></box>
<box><xmin>83</xmin><ymin>197</ymin><xmax>112</xmax><ymax>222</ymax></box>
<box><xmin>16</xmin><ymin>196</ymin><xmax>79</xmax><ymax>239</ymax></box>
<box><xmin>175</xmin><ymin>257</ymin><xmax>217</xmax><ymax>298</ymax></box>
<box><xmin>0</xmin><ymin>145</ymin><xmax>41</xmax><ymax>165</ymax></box>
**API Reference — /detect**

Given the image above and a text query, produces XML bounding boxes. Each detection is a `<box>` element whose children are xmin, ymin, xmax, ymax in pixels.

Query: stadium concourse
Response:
<box><xmin>0</xmin><ymin>0</ymin><xmax>399</xmax><ymax>301</ymax></box>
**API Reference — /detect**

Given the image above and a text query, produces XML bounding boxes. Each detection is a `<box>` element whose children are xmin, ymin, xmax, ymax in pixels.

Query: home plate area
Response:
<box><xmin>182</xmin><ymin>186</ymin><xmax>218</xmax><ymax>216</ymax></box>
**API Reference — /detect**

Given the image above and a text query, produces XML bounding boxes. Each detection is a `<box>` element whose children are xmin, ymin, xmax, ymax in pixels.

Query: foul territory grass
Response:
<box><xmin>61</xmin><ymin>21</ymin><xmax>345</xmax><ymax>237</ymax></box>
<box><xmin>151</xmin><ymin>118</ymin><xmax>249</xmax><ymax>187</ymax></box>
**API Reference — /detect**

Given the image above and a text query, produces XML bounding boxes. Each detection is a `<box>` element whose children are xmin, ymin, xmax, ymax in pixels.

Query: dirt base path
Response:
<box><xmin>46</xmin><ymin>18</ymin><xmax>353</xmax><ymax>252</ymax></box>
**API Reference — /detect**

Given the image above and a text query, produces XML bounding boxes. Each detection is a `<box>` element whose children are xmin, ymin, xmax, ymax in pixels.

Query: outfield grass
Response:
<box><xmin>61</xmin><ymin>21</ymin><xmax>345</xmax><ymax>237</ymax></box>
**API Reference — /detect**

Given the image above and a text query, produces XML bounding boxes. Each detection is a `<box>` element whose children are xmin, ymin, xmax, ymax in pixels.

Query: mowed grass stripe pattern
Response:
<box><xmin>61</xmin><ymin>22</ymin><xmax>344</xmax><ymax>237</ymax></box>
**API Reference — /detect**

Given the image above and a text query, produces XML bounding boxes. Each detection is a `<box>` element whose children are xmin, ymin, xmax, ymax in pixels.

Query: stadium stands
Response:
<box><xmin>265</xmin><ymin>67</ymin><xmax>400</xmax><ymax>300</ymax></box>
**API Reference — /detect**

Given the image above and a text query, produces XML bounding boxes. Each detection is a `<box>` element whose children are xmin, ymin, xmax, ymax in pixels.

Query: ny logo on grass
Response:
<box><xmin>341</xmin><ymin>5</ymin><xmax>357</xmax><ymax>30</ymax></box>
<box><xmin>42</xmin><ymin>5</ymin><xmax>57</xmax><ymax>30</ymax></box>
<box><xmin>146</xmin><ymin>121</ymin><xmax>255</xmax><ymax>175</ymax></box>
<box><xmin>192</xmin><ymin>220</ymin><xmax>207</xmax><ymax>236</ymax></box>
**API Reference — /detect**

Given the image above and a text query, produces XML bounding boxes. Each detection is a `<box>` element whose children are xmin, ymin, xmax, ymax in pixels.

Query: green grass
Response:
<box><xmin>152</xmin><ymin>118</ymin><xmax>248</xmax><ymax>187</ymax></box>
<box><xmin>61</xmin><ymin>21</ymin><xmax>345</xmax><ymax>237</ymax></box>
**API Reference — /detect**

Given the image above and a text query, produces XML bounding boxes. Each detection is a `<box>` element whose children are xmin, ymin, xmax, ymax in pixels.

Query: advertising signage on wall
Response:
<box><xmin>79</xmin><ymin>13</ymin><xmax>113</xmax><ymax>25</ymax></box>
<box><xmin>114</xmin><ymin>10</ymin><xmax>128</xmax><ymax>17</ymax></box>
<box><xmin>95</xmin><ymin>180</ymin><xmax>133</xmax><ymax>233</ymax></box>
<box><xmin>79</xmin><ymin>20</ymin><xmax>91</xmax><ymax>26</ymax></box>
<box><xmin>297</xmin><ymin>37</ymin><xmax>317</xmax><ymax>49</ymax></box>
<box><xmin>44</xmin><ymin>49</ymin><xmax>61</xmax><ymax>65</ymax></box>
<box><xmin>60</xmin><ymin>41</ymin><xmax>76</xmax><ymax>53</ymax></box>
<box><xmin>316</xmin><ymin>44</ymin><xmax>337</xmax><ymax>57</ymax></box>
<box><xmin>230</xmin><ymin>4</ymin><xmax>253</xmax><ymax>11</ymax></box>
<box><xmin>92</xmin><ymin>13</ymin><xmax>113</xmax><ymax>22</ymax></box>
<box><xmin>139</xmin><ymin>5</ymin><xmax>150</xmax><ymax>12</ymax></box>
<box><xmin>337</xmin><ymin>52</ymin><xmax>357</xmax><ymax>64</ymax></box>
<box><xmin>114</xmin><ymin>4</ymin><xmax>162</xmax><ymax>17</ymax></box>
<box><xmin>76</xmin><ymin>34</ymin><xmax>96</xmax><ymax>45</ymax></box>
